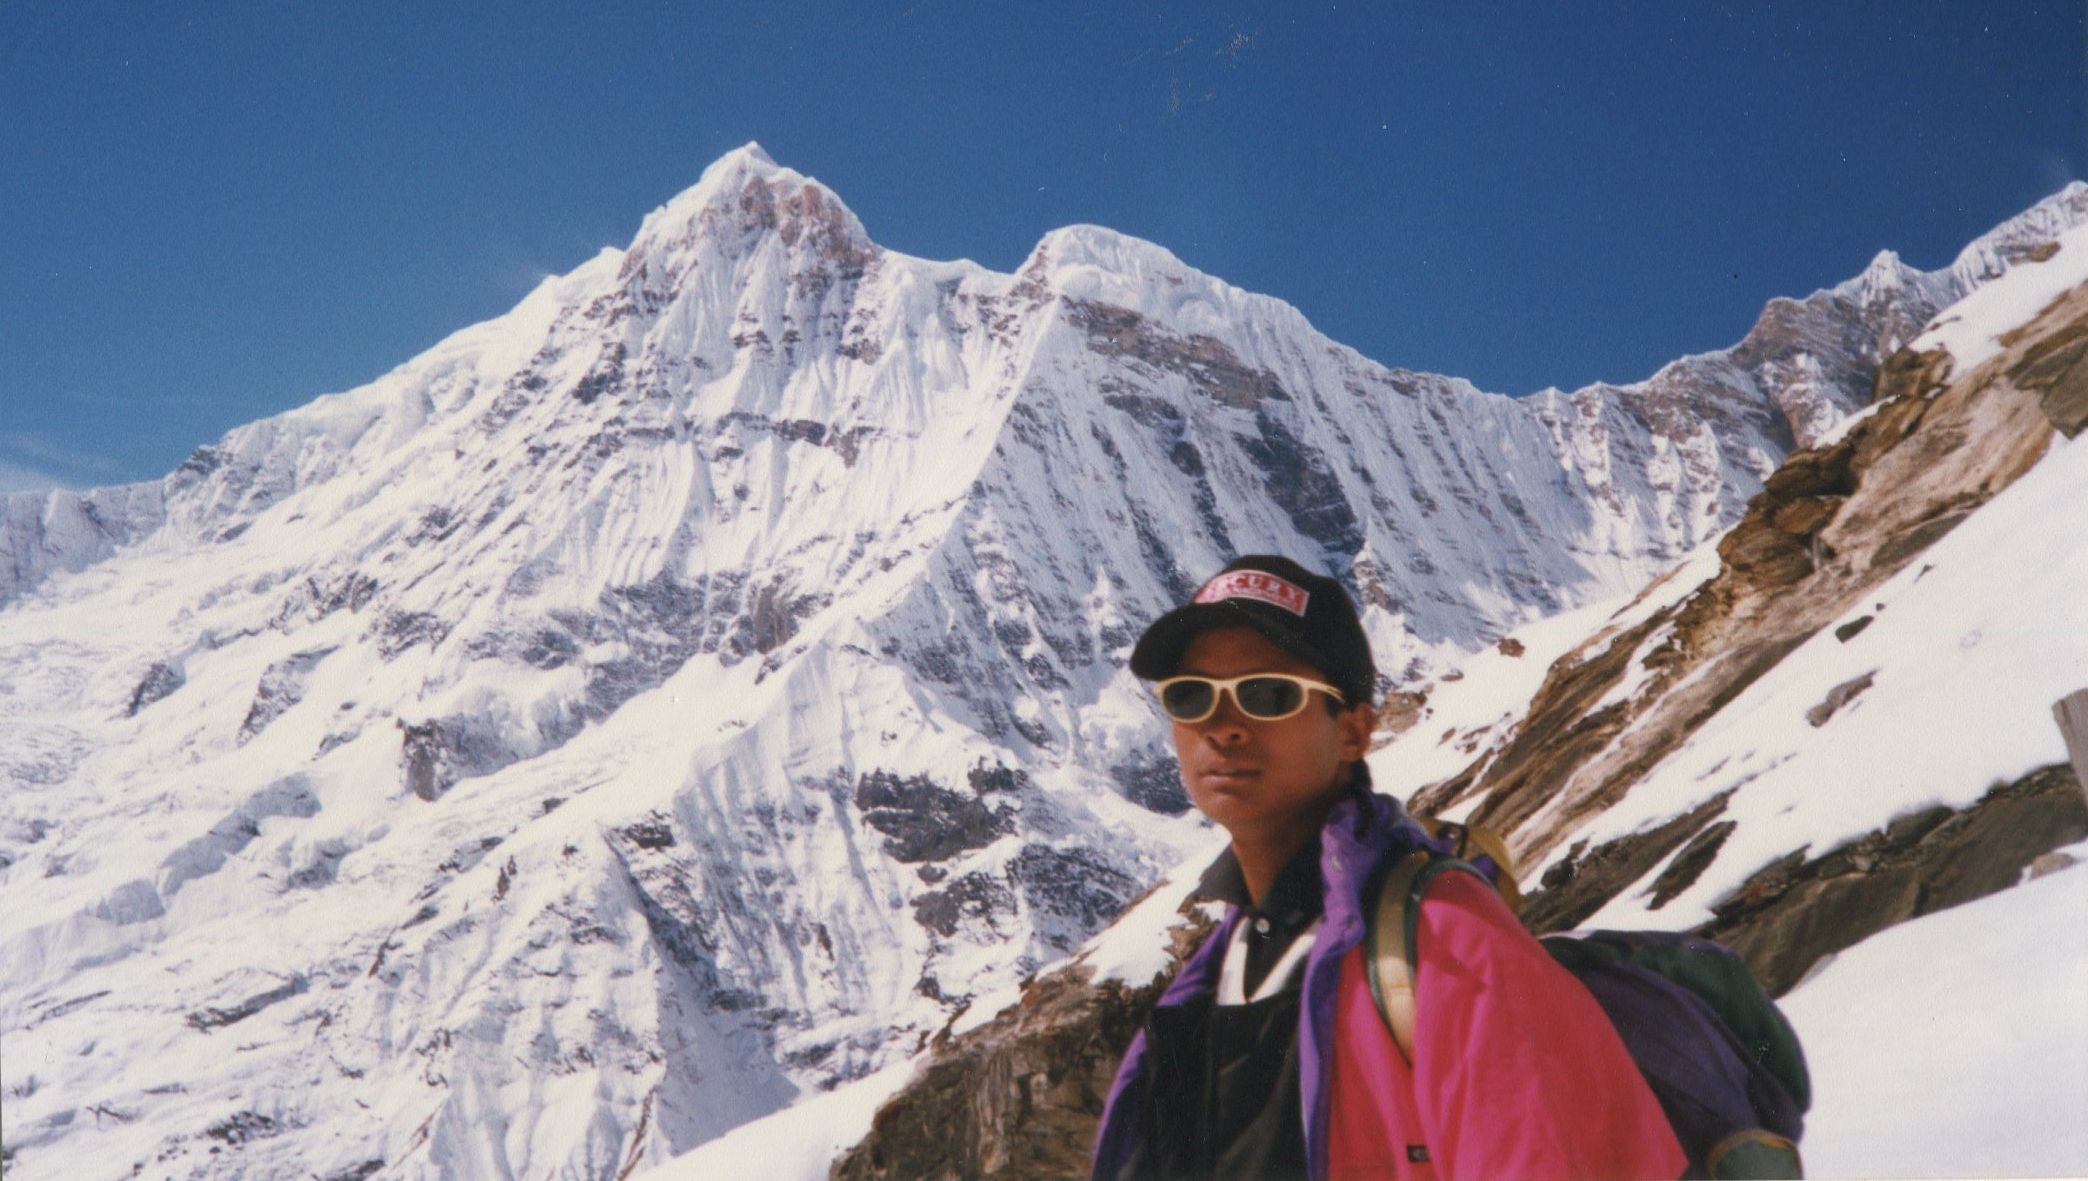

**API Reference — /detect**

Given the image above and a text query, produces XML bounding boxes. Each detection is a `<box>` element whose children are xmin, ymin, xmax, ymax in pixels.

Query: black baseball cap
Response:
<box><xmin>1130</xmin><ymin>555</ymin><xmax>1375</xmax><ymax>707</ymax></box>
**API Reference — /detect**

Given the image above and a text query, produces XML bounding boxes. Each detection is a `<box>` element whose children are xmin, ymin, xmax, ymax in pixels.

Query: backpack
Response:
<box><xmin>1365</xmin><ymin>824</ymin><xmax>1811</xmax><ymax>1180</ymax></box>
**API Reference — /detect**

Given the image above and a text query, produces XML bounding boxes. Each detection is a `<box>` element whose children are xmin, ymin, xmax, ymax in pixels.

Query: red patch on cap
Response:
<box><xmin>1194</xmin><ymin>570</ymin><xmax>1311</xmax><ymax>617</ymax></box>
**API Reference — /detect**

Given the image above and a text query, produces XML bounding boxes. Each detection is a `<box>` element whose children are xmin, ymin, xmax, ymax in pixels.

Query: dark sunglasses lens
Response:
<box><xmin>1236</xmin><ymin>677</ymin><xmax>1305</xmax><ymax>718</ymax></box>
<box><xmin>1161</xmin><ymin>681</ymin><xmax>1216</xmax><ymax>720</ymax></box>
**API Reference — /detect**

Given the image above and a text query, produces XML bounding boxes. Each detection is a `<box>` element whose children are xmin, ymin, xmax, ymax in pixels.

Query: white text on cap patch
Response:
<box><xmin>1194</xmin><ymin>570</ymin><xmax>1310</xmax><ymax>617</ymax></box>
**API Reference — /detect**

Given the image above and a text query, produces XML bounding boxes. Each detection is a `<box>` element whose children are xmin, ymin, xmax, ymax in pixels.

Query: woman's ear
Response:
<box><xmin>1336</xmin><ymin>702</ymin><xmax>1375</xmax><ymax>761</ymax></box>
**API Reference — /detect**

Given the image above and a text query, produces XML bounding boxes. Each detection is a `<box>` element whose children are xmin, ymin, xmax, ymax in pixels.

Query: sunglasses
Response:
<box><xmin>1153</xmin><ymin>674</ymin><xmax>1346</xmax><ymax>723</ymax></box>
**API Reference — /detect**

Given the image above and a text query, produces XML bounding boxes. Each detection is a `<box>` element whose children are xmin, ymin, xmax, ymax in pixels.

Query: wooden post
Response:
<box><xmin>2056</xmin><ymin>689</ymin><xmax>2088</xmax><ymax>801</ymax></box>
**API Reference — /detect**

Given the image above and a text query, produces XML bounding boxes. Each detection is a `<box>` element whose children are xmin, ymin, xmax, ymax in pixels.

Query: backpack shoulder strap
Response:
<box><xmin>1363</xmin><ymin>847</ymin><xmax>1489</xmax><ymax>1063</ymax></box>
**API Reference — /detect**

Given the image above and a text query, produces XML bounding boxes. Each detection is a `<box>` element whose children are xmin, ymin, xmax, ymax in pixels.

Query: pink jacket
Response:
<box><xmin>1326</xmin><ymin>869</ymin><xmax>1685</xmax><ymax>1180</ymax></box>
<box><xmin>1093</xmin><ymin>791</ymin><xmax>1684</xmax><ymax>1181</ymax></box>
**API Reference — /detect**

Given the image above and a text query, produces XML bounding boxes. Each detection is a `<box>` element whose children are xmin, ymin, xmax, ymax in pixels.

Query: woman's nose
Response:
<box><xmin>1199</xmin><ymin>696</ymin><xmax>1252</xmax><ymax>742</ymax></box>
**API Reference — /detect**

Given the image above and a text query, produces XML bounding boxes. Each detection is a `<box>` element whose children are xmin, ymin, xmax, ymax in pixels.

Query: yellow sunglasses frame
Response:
<box><xmin>1152</xmin><ymin>673</ymin><xmax>1346</xmax><ymax>723</ymax></box>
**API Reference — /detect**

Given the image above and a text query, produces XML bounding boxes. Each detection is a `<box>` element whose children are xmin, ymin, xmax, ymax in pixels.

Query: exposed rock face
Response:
<box><xmin>853</xmin><ymin>770</ymin><xmax>1014</xmax><ymax>864</ymax></box>
<box><xmin>1108</xmin><ymin>758</ymin><xmax>1192</xmax><ymax>816</ymax></box>
<box><xmin>831</xmin><ymin>904</ymin><xmax>1213</xmax><ymax>1181</ymax></box>
<box><xmin>1009</xmin><ymin>846</ymin><xmax>1144</xmax><ymax>955</ymax></box>
<box><xmin>185</xmin><ymin>973</ymin><xmax>309</xmax><ymax>1032</ymax></box>
<box><xmin>395</xmin><ymin>714</ymin><xmax>513</xmax><ymax>801</ymax></box>
<box><xmin>238</xmin><ymin>647</ymin><xmax>336</xmax><ymax>743</ymax></box>
<box><xmin>1802</xmin><ymin>670</ymin><xmax>1876</xmax><ymax>728</ymax></box>
<box><xmin>1698</xmin><ymin>763</ymin><xmax>2087</xmax><ymax>996</ymax></box>
<box><xmin>1413</xmin><ymin>269</ymin><xmax>2080</xmax><ymax>867</ymax></box>
<box><xmin>2005</xmin><ymin>283</ymin><xmax>2088</xmax><ymax>437</ymax></box>
<box><xmin>1520</xmin><ymin>792</ymin><xmax>1738</xmax><ymax>933</ymax></box>
<box><xmin>1527</xmin><ymin>762</ymin><xmax>2088</xmax><ymax>999</ymax></box>
<box><xmin>125</xmin><ymin>660</ymin><xmax>185</xmax><ymax>716</ymax></box>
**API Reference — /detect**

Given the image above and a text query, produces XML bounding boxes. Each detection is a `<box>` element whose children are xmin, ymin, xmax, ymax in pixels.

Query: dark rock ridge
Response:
<box><xmin>854</xmin><ymin>770</ymin><xmax>1014</xmax><ymax>864</ymax></box>
<box><xmin>1063</xmin><ymin>298</ymin><xmax>1289</xmax><ymax>411</ymax></box>
<box><xmin>912</xmin><ymin>872</ymin><xmax>1017</xmax><ymax>941</ymax></box>
<box><xmin>1009</xmin><ymin>846</ymin><xmax>1143</xmax><ymax>954</ymax></box>
<box><xmin>1108</xmin><ymin>757</ymin><xmax>1193</xmax><ymax>816</ymax></box>
<box><xmin>185</xmin><ymin>974</ymin><xmax>309</xmax><ymax>1032</ymax></box>
<box><xmin>832</xmin><ymin>902</ymin><xmax>1214</xmax><ymax>1181</ymax></box>
<box><xmin>126</xmin><ymin>660</ymin><xmax>185</xmax><ymax>716</ymax></box>
<box><xmin>238</xmin><ymin>647</ymin><xmax>336</xmax><ymax>743</ymax></box>
<box><xmin>2004</xmin><ymin>289</ymin><xmax>2088</xmax><ymax>436</ymax></box>
<box><xmin>1697</xmin><ymin>762</ymin><xmax>2087</xmax><ymax>996</ymax></box>
<box><xmin>1527</xmin><ymin>763</ymin><xmax>2088</xmax><ymax>997</ymax></box>
<box><xmin>396</xmin><ymin>716</ymin><xmax>512</xmax><ymax>802</ymax></box>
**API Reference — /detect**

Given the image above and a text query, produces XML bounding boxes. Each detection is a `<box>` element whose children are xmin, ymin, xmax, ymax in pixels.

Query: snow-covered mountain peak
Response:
<box><xmin>1941</xmin><ymin>179</ymin><xmax>2088</xmax><ymax>288</ymax></box>
<box><xmin>1833</xmin><ymin>248</ymin><xmax>1914</xmax><ymax>300</ymax></box>
<box><xmin>659</xmin><ymin>139</ymin><xmax>789</xmax><ymax>214</ymax></box>
<box><xmin>623</xmin><ymin>141</ymin><xmax>871</xmax><ymax>281</ymax></box>
<box><xmin>1021</xmin><ymin>222</ymin><xmax>1338</xmax><ymax>360</ymax></box>
<box><xmin>1025</xmin><ymin>224</ymin><xmax>1196</xmax><ymax>291</ymax></box>
<box><xmin>1914</xmin><ymin>214</ymin><xmax>2088</xmax><ymax>378</ymax></box>
<box><xmin>718</xmin><ymin>139</ymin><xmax>779</xmax><ymax>171</ymax></box>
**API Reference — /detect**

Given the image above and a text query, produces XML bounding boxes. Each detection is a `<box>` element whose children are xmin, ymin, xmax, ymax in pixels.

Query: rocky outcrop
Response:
<box><xmin>2004</xmin><ymin>281</ymin><xmax>2088</xmax><ymax>437</ymax></box>
<box><xmin>1698</xmin><ymin>762</ymin><xmax>2087</xmax><ymax>996</ymax></box>
<box><xmin>1414</xmin><ymin>265</ymin><xmax>2082</xmax><ymax>868</ymax></box>
<box><xmin>1529</xmin><ymin>763</ymin><xmax>2088</xmax><ymax>996</ymax></box>
<box><xmin>853</xmin><ymin>770</ymin><xmax>1014</xmax><ymax>864</ymax></box>
<box><xmin>238</xmin><ymin>647</ymin><xmax>336</xmax><ymax>743</ymax></box>
<box><xmin>126</xmin><ymin>660</ymin><xmax>185</xmax><ymax>716</ymax></box>
<box><xmin>832</xmin><ymin>904</ymin><xmax>1212</xmax><ymax>1181</ymax></box>
<box><xmin>1521</xmin><ymin>792</ymin><xmax>1737</xmax><ymax>933</ymax></box>
<box><xmin>396</xmin><ymin>716</ymin><xmax>511</xmax><ymax>801</ymax></box>
<box><xmin>185</xmin><ymin>973</ymin><xmax>309</xmax><ymax>1032</ymax></box>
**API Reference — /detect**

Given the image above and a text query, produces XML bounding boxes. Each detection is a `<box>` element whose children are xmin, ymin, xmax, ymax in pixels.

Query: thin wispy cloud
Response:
<box><xmin>0</xmin><ymin>432</ymin><xmax>133</xmax><ymax>491</ymax></box>
<box><xmin>0</xmin><ymin>458</ymin><xmax>71</xmax><ymax>494</ymax></box>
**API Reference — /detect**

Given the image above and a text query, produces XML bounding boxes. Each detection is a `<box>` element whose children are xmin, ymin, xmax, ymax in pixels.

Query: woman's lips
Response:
<box><xmin>1197</xmin><ymin>765</ymin><xmax>1260</xmax><ymax>787</ymax></box>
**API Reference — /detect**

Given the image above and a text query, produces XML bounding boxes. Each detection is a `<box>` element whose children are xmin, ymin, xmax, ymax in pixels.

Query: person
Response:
<box><xmin>1090</xmin><ymin>555</ymin><xmax>1686</xmax><ymax>1181</ymax></box>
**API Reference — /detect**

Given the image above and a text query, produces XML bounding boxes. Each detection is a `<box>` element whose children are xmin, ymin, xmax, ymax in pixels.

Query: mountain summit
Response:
<box><xmin>2</xmin><ymin>152</ymin><xmax>2083</xmax><ymax>1179</ymax></box>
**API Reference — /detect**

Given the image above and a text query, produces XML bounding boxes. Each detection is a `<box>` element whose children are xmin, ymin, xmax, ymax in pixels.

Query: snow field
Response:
<box><xmin>1780</xmin><ymin>842</ymin><xmax>2088</xmax><ymax>1178</ymax></box>
<box><xmin>1914</xmin><ymin>217</ymin><xmax>2088</xmax><ymax>380</ymax></box>
<box><xmin>1566</xmin><ymin>429</ymin><xmax>2088</xmax><ymax>930</ymax></box>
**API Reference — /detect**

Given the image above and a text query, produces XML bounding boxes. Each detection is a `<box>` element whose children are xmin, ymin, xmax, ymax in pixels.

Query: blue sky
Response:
<box><xmin>3</xmin><ymin>2</ymin><xmax>2081</xmax><ymax>490</ymax></box>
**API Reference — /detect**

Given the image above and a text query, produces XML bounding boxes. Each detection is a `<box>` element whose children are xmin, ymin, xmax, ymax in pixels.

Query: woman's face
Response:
<box><xmin>1168</xmin><ymin>627</ymin><xmax>1371</xmax><ymax>843</ymax></box>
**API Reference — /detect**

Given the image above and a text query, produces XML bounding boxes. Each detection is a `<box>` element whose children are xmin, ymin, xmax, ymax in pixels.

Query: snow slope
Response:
<box><xmin>1561</xmin><ymin>424</ymin><xmax>2088</xmax><ymax>930</ymax></box>
<box><xmin>1914</xmin><ymin>216</ymin><xmax>2088</xmax><ymax>378</ymax></box>
<box><xmin>1550</xmin><ymin>223</ymin><xmax>2088</xmax><ymax>930</ymax></box>
<box><xmin>1782</xmin><ymin>846</ymin><xmax>2088</xmax><ymax>1178</ymax></box>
